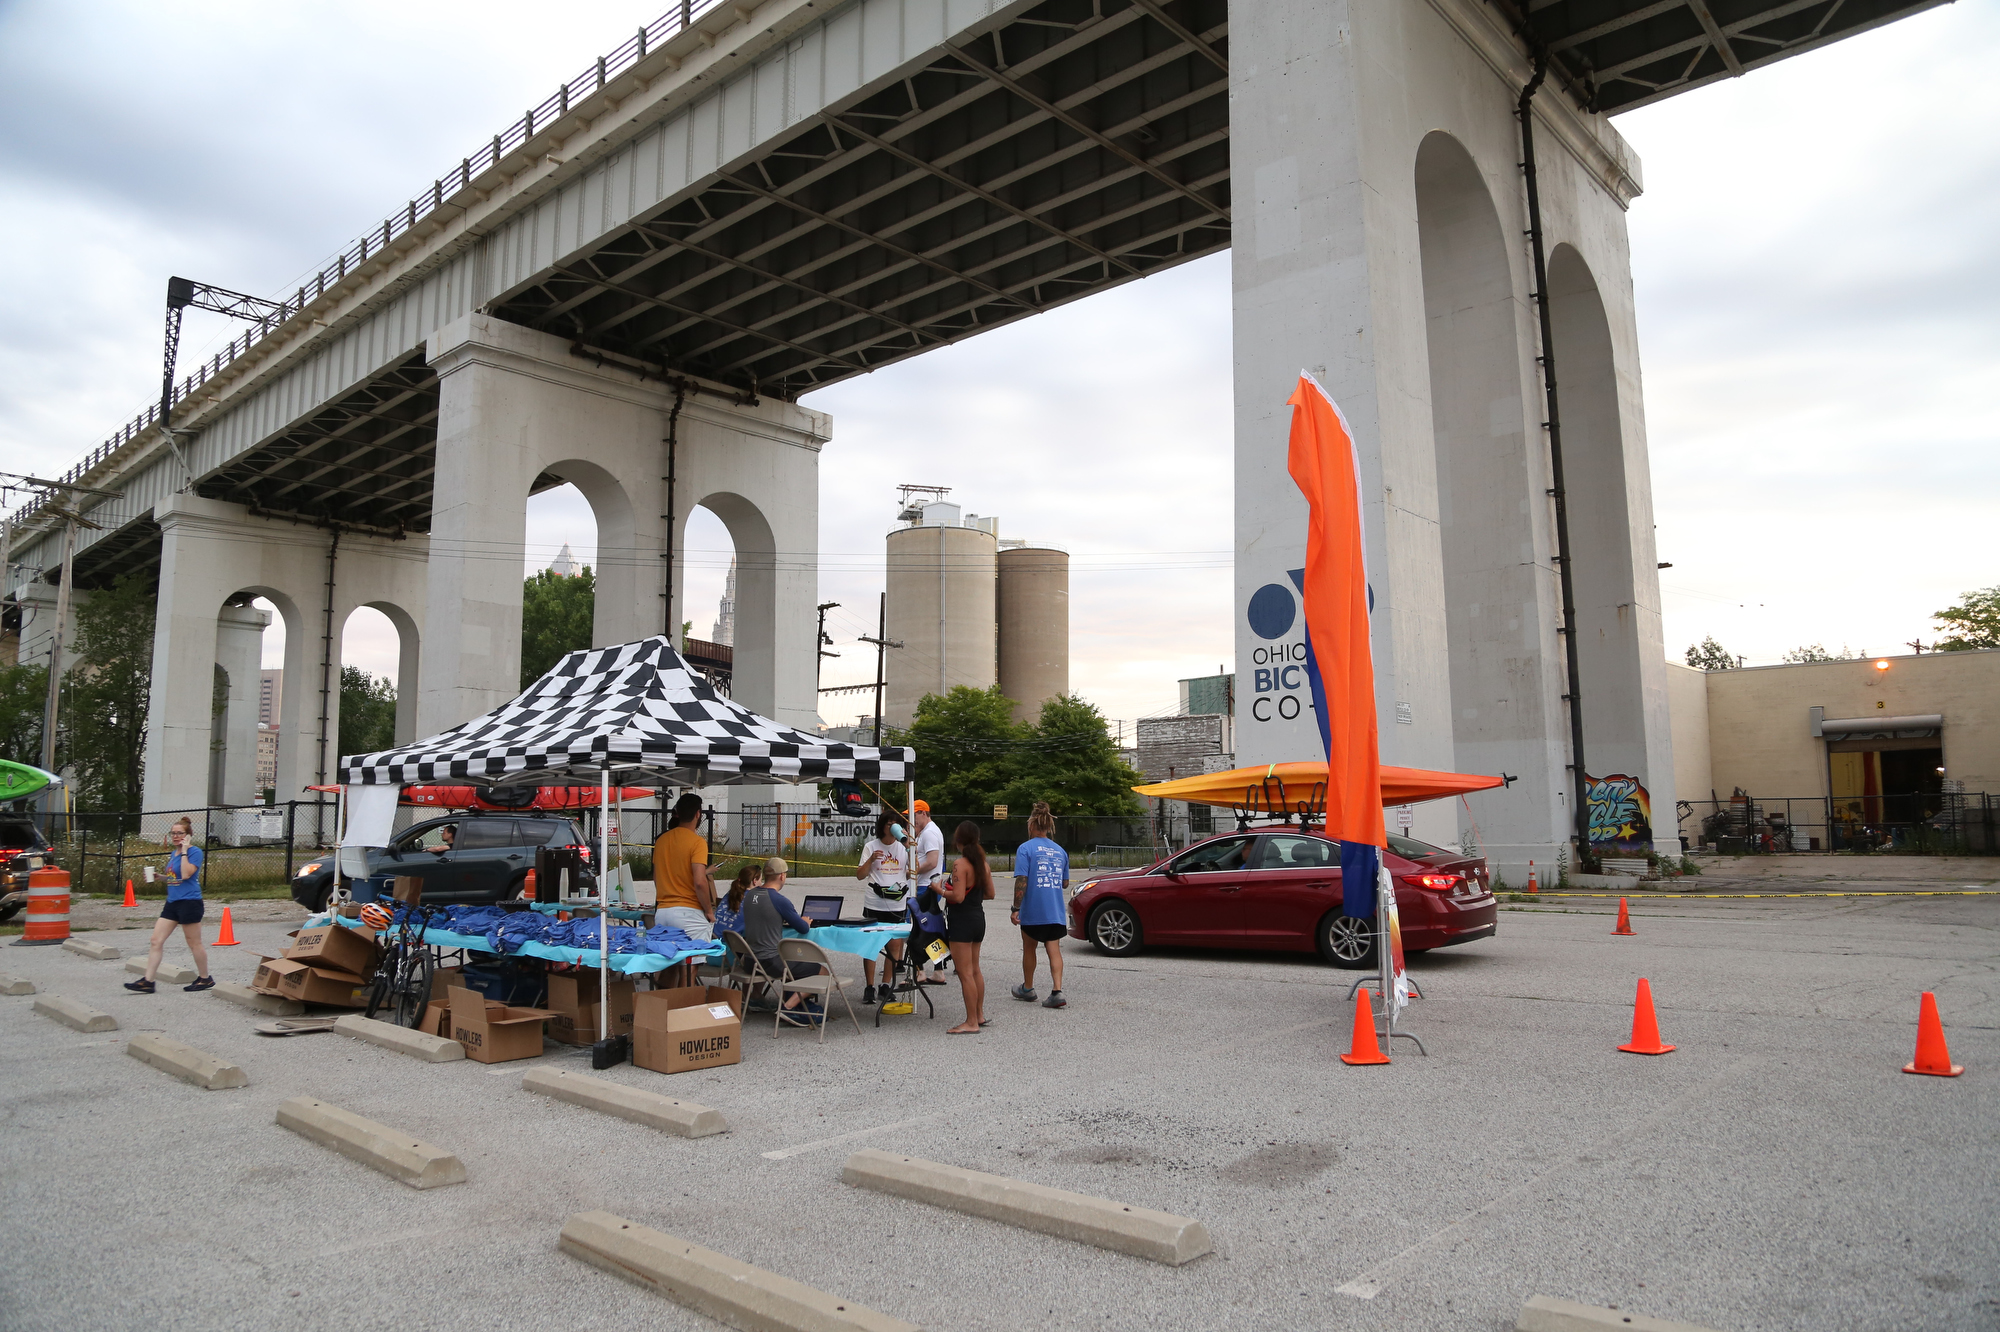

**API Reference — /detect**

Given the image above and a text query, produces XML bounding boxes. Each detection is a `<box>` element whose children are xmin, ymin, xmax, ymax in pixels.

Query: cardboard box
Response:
<box><xmin>546</xmin><ymin>971</ymin><xmax>637</xmax><ymax>1047</ymax></box>
<box><xmin>263</xmin><ymin>958</ymin><xmax>372</xmax><ymax>1008</ymax></box>
<box><xmin>632</xmin><ymin>986</ymin><xmax>744</xmax><ymax>1075</ymax></box>
<box><xmin>421</xmin><ymin>998</ymin><xmax>453</xmax><ymax>1040</ymax></box>
<box><xmin>427</xmin><ymin>966</ymin><xmax>463</xmax><ymax>1003</ymax></box>
<box><xmin>446</xmin><ymin>984</ymin><xmax>549</xmax><ymax>1064</ymax></box>
<box><xmin>250</xmin><ymin>954</ymin><xmax>284</xmax><ymax>993</ymax></box>
<box><xmin>284</xmin><ymin>923</ymin><xmax>379</xmax><ymax>979</ymax></box>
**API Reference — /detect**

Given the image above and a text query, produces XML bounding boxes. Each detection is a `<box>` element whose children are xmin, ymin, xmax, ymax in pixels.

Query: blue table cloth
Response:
<box><xmin>785</xmin><ymin>923</ymin><xmax>910</xmax><ymax>959</ymax></box>
<box><xmin>333</xmin><ymin>907</ymin><xmax>724</xmax><ymax>974</ymax></box>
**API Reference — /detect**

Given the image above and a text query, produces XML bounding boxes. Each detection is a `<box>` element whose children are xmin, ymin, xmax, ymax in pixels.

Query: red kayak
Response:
<box><xmin>309</xmin><ymin>784</ymin><xmax>654</xmax><ymax>811</ymax></box>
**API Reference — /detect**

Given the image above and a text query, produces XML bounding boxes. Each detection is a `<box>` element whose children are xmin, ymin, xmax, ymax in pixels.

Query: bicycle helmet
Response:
<box><xmin>359</xmin><ymin>902</ymin><xmax>394</xmax><ymax>931</ymax></box>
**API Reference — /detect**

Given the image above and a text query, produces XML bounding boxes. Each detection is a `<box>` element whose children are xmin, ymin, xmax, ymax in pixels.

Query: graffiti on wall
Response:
<box><xmin>1586</xmin><ymin>773</ymin><xmax>1653</xmax><ymax>853</ymax></box>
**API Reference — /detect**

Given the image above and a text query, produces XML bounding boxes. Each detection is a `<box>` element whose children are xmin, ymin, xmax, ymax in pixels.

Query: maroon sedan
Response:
<box><xmin>1067</xmin><ymin>827</ymin><xmax>1496</xmax><ymax>969</ymax></box>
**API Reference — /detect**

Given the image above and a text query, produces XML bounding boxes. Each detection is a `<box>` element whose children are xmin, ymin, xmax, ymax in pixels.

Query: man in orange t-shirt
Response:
<box><xmin>652</xmin><ymin>793</ymin><xmax>715</xmax><ymax>940</ymax></box>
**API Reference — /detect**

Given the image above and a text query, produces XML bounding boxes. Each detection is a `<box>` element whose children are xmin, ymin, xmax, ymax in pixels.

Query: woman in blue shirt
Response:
<box><xmin>125</xmin><ymin>817</ymin><xmax>213</xmax><ymax>993</ymax></box>
<box><xmin>1009</xmin><ymin>802</ymin><xmax>1070</xmax><ymax>1009</ymax></box>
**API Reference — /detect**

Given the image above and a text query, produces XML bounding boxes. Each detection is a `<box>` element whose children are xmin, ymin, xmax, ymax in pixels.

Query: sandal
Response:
<box><xmin>122</xmin><ymin>978</ymin><xmax>155</xmax><ymax>994</ymax></box>
<box><xmin>183</xmin><ymin>976</ymin><xmax>215</xmax><ymax>992</ymax></box>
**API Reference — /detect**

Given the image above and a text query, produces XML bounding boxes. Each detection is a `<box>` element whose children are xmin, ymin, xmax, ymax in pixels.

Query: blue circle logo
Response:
<box><xmin>1246</xmin><ymin>584</ymin><xmax>1296</xmax><ymax>640</ymax></box>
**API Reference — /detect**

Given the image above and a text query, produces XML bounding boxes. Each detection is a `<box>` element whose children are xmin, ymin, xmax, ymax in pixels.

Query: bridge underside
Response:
<box><xmin>59</xmin><ymin>0</ymin><xmax>1951</xmax><ymax>586</ymax></box>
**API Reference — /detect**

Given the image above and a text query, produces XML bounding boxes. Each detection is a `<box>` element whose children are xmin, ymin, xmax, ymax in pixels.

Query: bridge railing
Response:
<box><xmin>20</xmin><ymin>0</ymin><xmax>734</xmax><ymax>531</ymax></box>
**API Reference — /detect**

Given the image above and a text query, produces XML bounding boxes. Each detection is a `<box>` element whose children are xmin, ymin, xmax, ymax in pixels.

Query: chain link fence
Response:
<box><xmin>1680</xmin><ymin>791</ymin><xmax>1996</xmax><ymax>855</ymax></box>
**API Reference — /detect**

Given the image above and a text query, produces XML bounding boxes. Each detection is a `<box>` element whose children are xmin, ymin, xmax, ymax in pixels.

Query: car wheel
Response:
<box><xmin>1316</xmin><ymin>912</ymin><xmax>1377</xmax><ymax>970</ymax></box>
<box><xmin>506</xmin><ymin>872</ymin><xmax>532</xmax><ymax>902</ymax></box>
<box><xmin>0</xmin><ymin>902</ymin><xmax>19</xmax><ymax>924</ymax></box>
<box><xmin>1086</xmin><ymin>901</ymin><xmax>1142</xmax><ymax>957</ymax></box>
<box><xmin>314</xmin><ymin>884</ymin><xmax>332</xmax><ymax>914</ymax></box>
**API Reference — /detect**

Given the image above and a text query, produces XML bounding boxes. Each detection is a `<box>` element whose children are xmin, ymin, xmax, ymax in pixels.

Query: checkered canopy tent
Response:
<box><xmin>339</xmin><ymin>636</ymin><xmax>912</xmax><ymax>788</ymax></box>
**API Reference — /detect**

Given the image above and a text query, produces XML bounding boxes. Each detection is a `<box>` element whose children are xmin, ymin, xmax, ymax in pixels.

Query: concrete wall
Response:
<box><xmin>1664</xmin><ymin>661</ymin><xmax>1713</xmax><ymax>804</ymax></box>
<box><xmin>1228</xmin><ymin>0</ymin><xmax>1665</xmax><ymax>873</ymax></box>
<box><xmin>1698</xmin><ymin>650</ymin><xmax>2000</xmax><ymax>799</ymax></box>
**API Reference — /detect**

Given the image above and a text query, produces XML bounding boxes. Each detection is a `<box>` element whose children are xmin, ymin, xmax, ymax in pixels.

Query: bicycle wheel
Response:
<box><xmin>392</xmin><ymin>948</ymin><xmax>433</xmax><ymax>1028</ymax></box>
<box><xmin>364</xmin><ymin>943</ymin><xmax>402</xmax><ymax>1019</ymax></box>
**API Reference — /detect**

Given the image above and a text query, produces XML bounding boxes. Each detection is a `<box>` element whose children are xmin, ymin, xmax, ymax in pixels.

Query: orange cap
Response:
<box><xmin>911</xmin><ymin>799</ymin><xmax>930</xmax><ymax>812</ymax></box>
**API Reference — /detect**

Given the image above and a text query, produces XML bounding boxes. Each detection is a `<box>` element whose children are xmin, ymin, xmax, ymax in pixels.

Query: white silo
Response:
<box><xmin>997</xmin><ymin>544</ymin><xmax>1070</xmax><ymax>724</ymax></box>
<box><xmin>885</xmin><ymin>501</ymin><xmax>997</xmax><ymax>729</ymax></box>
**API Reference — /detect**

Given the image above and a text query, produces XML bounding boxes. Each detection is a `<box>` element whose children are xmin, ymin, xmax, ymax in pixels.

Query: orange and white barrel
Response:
<box><xmin>15</xmin><ymin>866</ymin><xmax>71</xmax><ymax>946</ymax></box>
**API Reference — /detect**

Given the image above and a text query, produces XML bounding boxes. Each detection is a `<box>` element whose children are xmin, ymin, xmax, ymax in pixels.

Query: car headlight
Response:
<box><xmin>297</xmin><ymin>862</ymin><xmax>322</xmax><ymax>877</ymax></box>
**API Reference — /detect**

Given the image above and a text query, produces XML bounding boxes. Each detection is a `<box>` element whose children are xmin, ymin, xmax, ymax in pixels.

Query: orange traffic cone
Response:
<box><xmin>1618</xmin><ymin>978</ymin><xmax>1675</xmax><ymax>1055</ymax></box>
<box><xmin>1612</xmin><ymin>897</ymin><xmax>1635</xmax><ymax>935</ymax></box>
<box><xmin>212</xmin><ymin>905</ymin><xmax>239</xmax><ymax>947</ymax></box>
<box><xmin>1903</xmin><ymin>992</ymin><xmax>1963</xmax><ymax>1077</ymax></box>
<box><xmin>1527</xmin><ymin>860</ymin><xmax>1539</xmax><ymax>895</ymax></box>
<box><xmin>122</xmin><ymin>879</ymin><xmax>137</xmax><ymax>908</ymax></box>
<box><xmin>1340</xmin><ymin>988</ymin><xmax>1392</xmax><ymax>1066</ymax></box>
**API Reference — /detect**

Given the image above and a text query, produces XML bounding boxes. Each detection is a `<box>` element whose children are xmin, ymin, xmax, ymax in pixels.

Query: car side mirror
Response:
<box><xmin>385</xmin><ymin>845</ymin><xmax>403</xmax><ymax>861</ymax></box>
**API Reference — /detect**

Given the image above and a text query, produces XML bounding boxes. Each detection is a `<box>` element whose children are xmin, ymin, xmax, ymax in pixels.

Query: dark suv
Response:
<box><xmin>289</xmin><ymin>813</ymin><xmax>594</xmax><ymax>912</ymax></box>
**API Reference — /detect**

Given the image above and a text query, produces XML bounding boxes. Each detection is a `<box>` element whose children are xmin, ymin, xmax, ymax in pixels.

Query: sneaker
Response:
<box><xmin>183</xmin><ymin>976</ymin><xmax>215</xmax><ymax>992</ymax></box>
<box><xmin>778</xmin><ymin>1008</ymin><xmax>823</xmax><ymax>1028</ymax></box>
<box><xmin>1043</xmin><ymin>990</ymin><xmax>1066</xmax><ymax>1009</ymax></box>
<box><xmin>861</xmin><ymin>985</ymin><xmax>877</xmax><ymax>1005</ymax></box>
<box><xmin>122</xmin><ymin>978</ymin><xmax>155</xmax><ymax>994</ymax></box>
<box><xmin>1011</xmin><ymin>983</ymin><xmax>1038</xmax><ymax>1003</ymax></box>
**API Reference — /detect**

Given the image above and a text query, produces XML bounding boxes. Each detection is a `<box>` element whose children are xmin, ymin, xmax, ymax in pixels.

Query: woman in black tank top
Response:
<box><xmin>939</xmin><ymin>821</ymin><xmax>993</xmax><ymax>1033</ymax></box>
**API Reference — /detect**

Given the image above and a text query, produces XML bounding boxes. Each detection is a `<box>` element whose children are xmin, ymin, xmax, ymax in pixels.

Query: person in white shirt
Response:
<box><xmin>910</xmin><ymin>799</ymin><xmax>949</xmax><ymax>983</ymax></box>
<box><xmin>855</xmin><ymin>811</ymin><xmax>911</xmax><ymax>1004</ymax></box>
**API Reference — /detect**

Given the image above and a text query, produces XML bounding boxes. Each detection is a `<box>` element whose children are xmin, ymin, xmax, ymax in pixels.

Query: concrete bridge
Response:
<box><xmin>6</xmin><ymin>0</ymin><xmax>1943</xmax><ymax>867</ymax></box>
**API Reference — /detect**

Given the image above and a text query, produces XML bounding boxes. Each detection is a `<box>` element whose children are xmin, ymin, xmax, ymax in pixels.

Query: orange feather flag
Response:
<box><xmin>1285</xmin><ymin>372</ymin><xmax>1385</xmax><ymax>850</ymax></box>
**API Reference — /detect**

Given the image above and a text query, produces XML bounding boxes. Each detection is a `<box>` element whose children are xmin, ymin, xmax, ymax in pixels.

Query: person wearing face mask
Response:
<box><xmin>854</xmin><ymin>810</ymin><xmax>911</xmax><ymax>1004</ymax></box>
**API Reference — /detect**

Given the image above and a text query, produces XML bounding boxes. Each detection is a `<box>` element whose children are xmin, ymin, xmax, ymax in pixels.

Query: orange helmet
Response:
<box><xmin>359</xmin><ymin>902</ymin><xmax>394</xmax><ymax>931</ymax></box>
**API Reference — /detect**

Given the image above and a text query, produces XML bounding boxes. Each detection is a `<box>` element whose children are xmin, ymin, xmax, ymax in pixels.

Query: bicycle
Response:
<box><xmin>365</xmin><ymin>903</ymin><xmax>441</xmax><ymax>1028</ymax></box>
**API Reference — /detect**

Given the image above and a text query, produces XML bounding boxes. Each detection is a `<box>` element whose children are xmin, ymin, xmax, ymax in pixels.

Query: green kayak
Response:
<box><xmin>0</xmin><ymin>760</ymin><xmax>60</xmax><ymax>802</ymax></box>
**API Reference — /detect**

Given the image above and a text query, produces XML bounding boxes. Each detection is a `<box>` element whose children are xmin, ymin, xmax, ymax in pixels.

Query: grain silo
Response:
<box><xmin>884</xmin><ymin>501</ymin><xmax>997</xmax><ymax>728</ymax></box>
<box><xmin>997</xmin><ymin>545</ymin><xmax>1070</xmax><ymax>724</ymax></box>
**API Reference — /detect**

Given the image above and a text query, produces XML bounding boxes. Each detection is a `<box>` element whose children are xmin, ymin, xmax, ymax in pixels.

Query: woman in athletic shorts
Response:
<box><xmin>124</xmin><ymin>817</ymin><xmax>213</xmax><ymax>994</ymax></box>
<box><xmin>855</xmin><ymin>811</ymin><xmax>911</xmax><ymax>1004</ymax></box>
<box><xmin>938</xmin><ymin>821</ymin><xmax>993</xmax><ymax>1033</ymax></box>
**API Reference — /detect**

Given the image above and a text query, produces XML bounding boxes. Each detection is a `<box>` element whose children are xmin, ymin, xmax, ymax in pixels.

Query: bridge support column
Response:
<box><xmin>1229</xmin><ymin>0</ymin><xmax>1674</xmax><ymax>870</ymax></box>
<box><xmin>213</xmin><ymin>603</ymin><xmax>269</xmax><ymax>806</ymax></box>
<box><xmin>421</xmin><ymin>314</ymin><xmax>826</xmax><ymax>736</ymax></box>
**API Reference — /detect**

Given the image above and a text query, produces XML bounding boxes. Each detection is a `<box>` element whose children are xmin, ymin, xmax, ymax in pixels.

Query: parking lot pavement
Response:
<box><xmin>0</xmin><ymin>893</ymin><xmax>1993</xmax><ymax>1332</ymax></box>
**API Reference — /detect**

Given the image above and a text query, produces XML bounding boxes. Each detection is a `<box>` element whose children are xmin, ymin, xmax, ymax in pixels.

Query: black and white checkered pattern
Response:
<box><xmin>339</xmin><ymin>636</ymin><xmax>911</xmax><ymax>788</ymax></box>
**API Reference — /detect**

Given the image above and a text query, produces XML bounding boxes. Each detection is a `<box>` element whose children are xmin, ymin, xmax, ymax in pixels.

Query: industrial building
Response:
<box><xmin>882</xmin><ymin>488</ymin><xmax>1069</xmax><ymax>728</ymax></box>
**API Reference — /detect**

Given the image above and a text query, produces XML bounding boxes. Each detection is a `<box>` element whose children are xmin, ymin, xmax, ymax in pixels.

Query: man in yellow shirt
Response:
<box><xmin>652</xmin><ymin>793</ymin><xmax>716</xmax><ymax>939</ymax></box>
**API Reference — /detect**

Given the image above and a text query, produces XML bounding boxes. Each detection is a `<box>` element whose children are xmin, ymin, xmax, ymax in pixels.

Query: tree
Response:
<box><xmin>995</xmin><ymin>695</ymin><xmax>1145</xmax><ymax>818</ymax></box>
<box><xmin>1684</xmin><ymin>636</ymin><xmax>1737</xmax><ymax>671</ymax></box>
<box><xmin>1782</xmin><ymin>643</ymin><xmax>1854</xmax><ymax>663</ymax></box>
<box><xmin>520</xmin><ymin>565</ymin><xmax>595</xmax><ymax>687</ymax></box>
<box><xmin>64</xmin><ymin>573</ymin><xmax>153</xmax><ymax>812</ymax></box>
<box><xmin>900</xmin><ymin>685</ymin><xmax>1025</xmax><ymax>814</ymax></box>
<box><xmin>1932</xmin><ymin>585</ymin><xmax>2000</xmax><ymax>652</ymax></box>
<box><xmin>0</xmin><ymin>663</ymin><xmax>47</xmax><ymax>763</ymax></box>
<box><xmin>338</xmin><ymin>666</ymin><xmax>397</xmax><ymax>759</ymax></box>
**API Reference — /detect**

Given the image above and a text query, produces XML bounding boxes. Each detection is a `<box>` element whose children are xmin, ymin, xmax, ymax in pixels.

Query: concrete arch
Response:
<box><xmin>540</xmin><ymin>457</ymin><xmax>646</xmax><ymax>649</ymax></box>
<box><xmin>1546</xmin><ymin>243</ymin><xmax>1648</xmax><ymax>780</ymax></box>
<box><xmin>358</xmin><ymin>599</ymin><xmax>422</xmax><ymax>744</ymax></box>
<box><xmin>693</xmin><ymin>490</ymin><xmax>777</xmax><ymax>715</ymax></box>
<box><xmin>1415</xmin><ymin>130</ymin><xmax>1563</xmax><ymax>850</ymax></box>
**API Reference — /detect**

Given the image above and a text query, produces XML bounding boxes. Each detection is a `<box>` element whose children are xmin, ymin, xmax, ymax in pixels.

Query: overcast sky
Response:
<box><xmin>1</xmin><ymin>0</ymin><xmax>1992</xmax><ymax>727</ymax></box>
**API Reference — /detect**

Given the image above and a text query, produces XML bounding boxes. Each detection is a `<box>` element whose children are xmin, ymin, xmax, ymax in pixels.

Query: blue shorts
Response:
<box><xmin>160</xmin><ymin>899</ymin><xmax>205</xmax><ymax>925</ymax></box>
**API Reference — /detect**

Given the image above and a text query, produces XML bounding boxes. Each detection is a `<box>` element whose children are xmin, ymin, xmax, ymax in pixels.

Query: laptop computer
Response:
<box><xmin>799</xmin><ymin>895</ymin><xmax>849</xmax><ymax>925</ymax></box>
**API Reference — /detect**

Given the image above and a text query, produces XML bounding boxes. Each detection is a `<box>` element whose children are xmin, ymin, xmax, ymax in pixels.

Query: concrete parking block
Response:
<box><xmin>1518</xmin><ymin>1295</ymin><xmax>1724</xmax><ymax>1332</ymax></box>
<box><xmin>125</xmin><ymin>1033</ymin><xmax>249</xmax><ymax>1090</ymax></box>
<box><xmin>62</xmin><ymin>939</ymin><xmax>120</xmax><ymax>961</ymax></box>
<box><xmin>559</xmin><ymin>1210</ymin><xmax>918</xmax><ymax>1331</ymax></box>
<box><xmin>126</xmin><ymin>957</ymin><xmax>196</xmax><ymax>985</ymax></box>
<box><xmin>522</xmin><ymin>1068</ymin><xmax>727</xmax><ymax>1137</ymax></box>
<box><xmin>211</xmin><ymin>982</ymin><xmax>302</xmax><ymax>1015</ymax></box>
<box><xmin>0</xmin><ymin>973</ymin><xmax>35</xmax><ymax>995</ymax></box>
<box><xmin>275</xmin><ymin>1096</ymin><xmax>466</xmax><ymax>1189</ymax></box>
<box><xmin>32</xmin><ymin>996</ymin><xmax>117</xmax><ymax>1032</ymax></box>
<box><xmin>841</xmin><ymin>1149</ymin><xmax>1211</xmax><ymax>1266</ymax></box>
<box><xmin>332</xmin><ymin>1014</ymin><xmax>465</xmax><ymax>1062</ymax></box>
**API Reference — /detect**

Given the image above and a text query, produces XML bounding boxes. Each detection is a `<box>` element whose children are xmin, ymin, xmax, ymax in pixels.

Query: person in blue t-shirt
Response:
<box><xmin>1009</xmin><ymin>802</ymin><xmax>1070</xmax><ymax>1010</ymax></box>
<box><xmin>124</xmin><ymin>817</ymin><xmax>213</xmax><ymax>994</ymax></box>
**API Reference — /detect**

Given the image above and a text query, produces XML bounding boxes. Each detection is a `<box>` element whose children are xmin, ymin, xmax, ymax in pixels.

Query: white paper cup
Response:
<box><xmin>143</xmin><ymin>866</ymin><xmax>156</xmax><ymax>883</ymax></box>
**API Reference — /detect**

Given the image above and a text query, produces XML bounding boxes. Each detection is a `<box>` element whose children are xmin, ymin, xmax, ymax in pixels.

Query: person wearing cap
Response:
<box><xmin>740</xmin><ymin>855</ymin><xmax>819</xmax><ymax>1025</ymax></box>
<box><xmin>909</xmin><ymin>799</ymin><xmax>950</xmax><ymax>986</ymax></box>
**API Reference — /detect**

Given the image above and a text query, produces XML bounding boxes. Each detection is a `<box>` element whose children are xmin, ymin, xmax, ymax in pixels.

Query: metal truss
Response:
<box><xmin>493</xmin><ymin>0</ymin><xmax>1230</xmax><ymax>400</ymax></box>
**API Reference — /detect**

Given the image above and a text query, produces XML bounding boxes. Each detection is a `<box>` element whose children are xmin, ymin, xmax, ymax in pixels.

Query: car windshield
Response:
<box><xmin>1170</xmin><ymin>836</ymin><xmax>1253</xmax><ymax>874</ymax></box>
<box><xmin>1387</xmin><ymin>832</ymin><xmax>1451</xmax><ymax>859</ymax></box>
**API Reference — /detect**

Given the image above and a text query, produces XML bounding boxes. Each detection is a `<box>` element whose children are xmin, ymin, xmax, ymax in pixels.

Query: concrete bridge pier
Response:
<box><xmin>418</xmin><ymin>314</ymin><xmax>826</xmax><ymax>739</ymax></box>
<box><xmin>143</xmin><ymin>495</ymin><xmax>428</xmax><ymax>809</ymax></box>
<box><xmin>1230</xmin><ymin>0</ymin><xmax>1678</xmax><ymax>872</ymax></box>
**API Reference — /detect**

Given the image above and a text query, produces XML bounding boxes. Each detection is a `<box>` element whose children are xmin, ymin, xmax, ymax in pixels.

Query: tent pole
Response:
<box><xmin>600</xmin><ymin>763</ymin><xmax>611</xmax><ymax>1041</ymax></box>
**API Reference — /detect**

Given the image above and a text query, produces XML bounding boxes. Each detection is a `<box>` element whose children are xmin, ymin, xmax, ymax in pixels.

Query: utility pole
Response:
<box><xmin>858</xmin><ymin>593</ymin><xmax>903</xmax><ymax>746</ymax></box>
<box><xmin>815</xmin><ymin>601</ymin><xmax>841</xmax><ymax>688</ymax></box>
